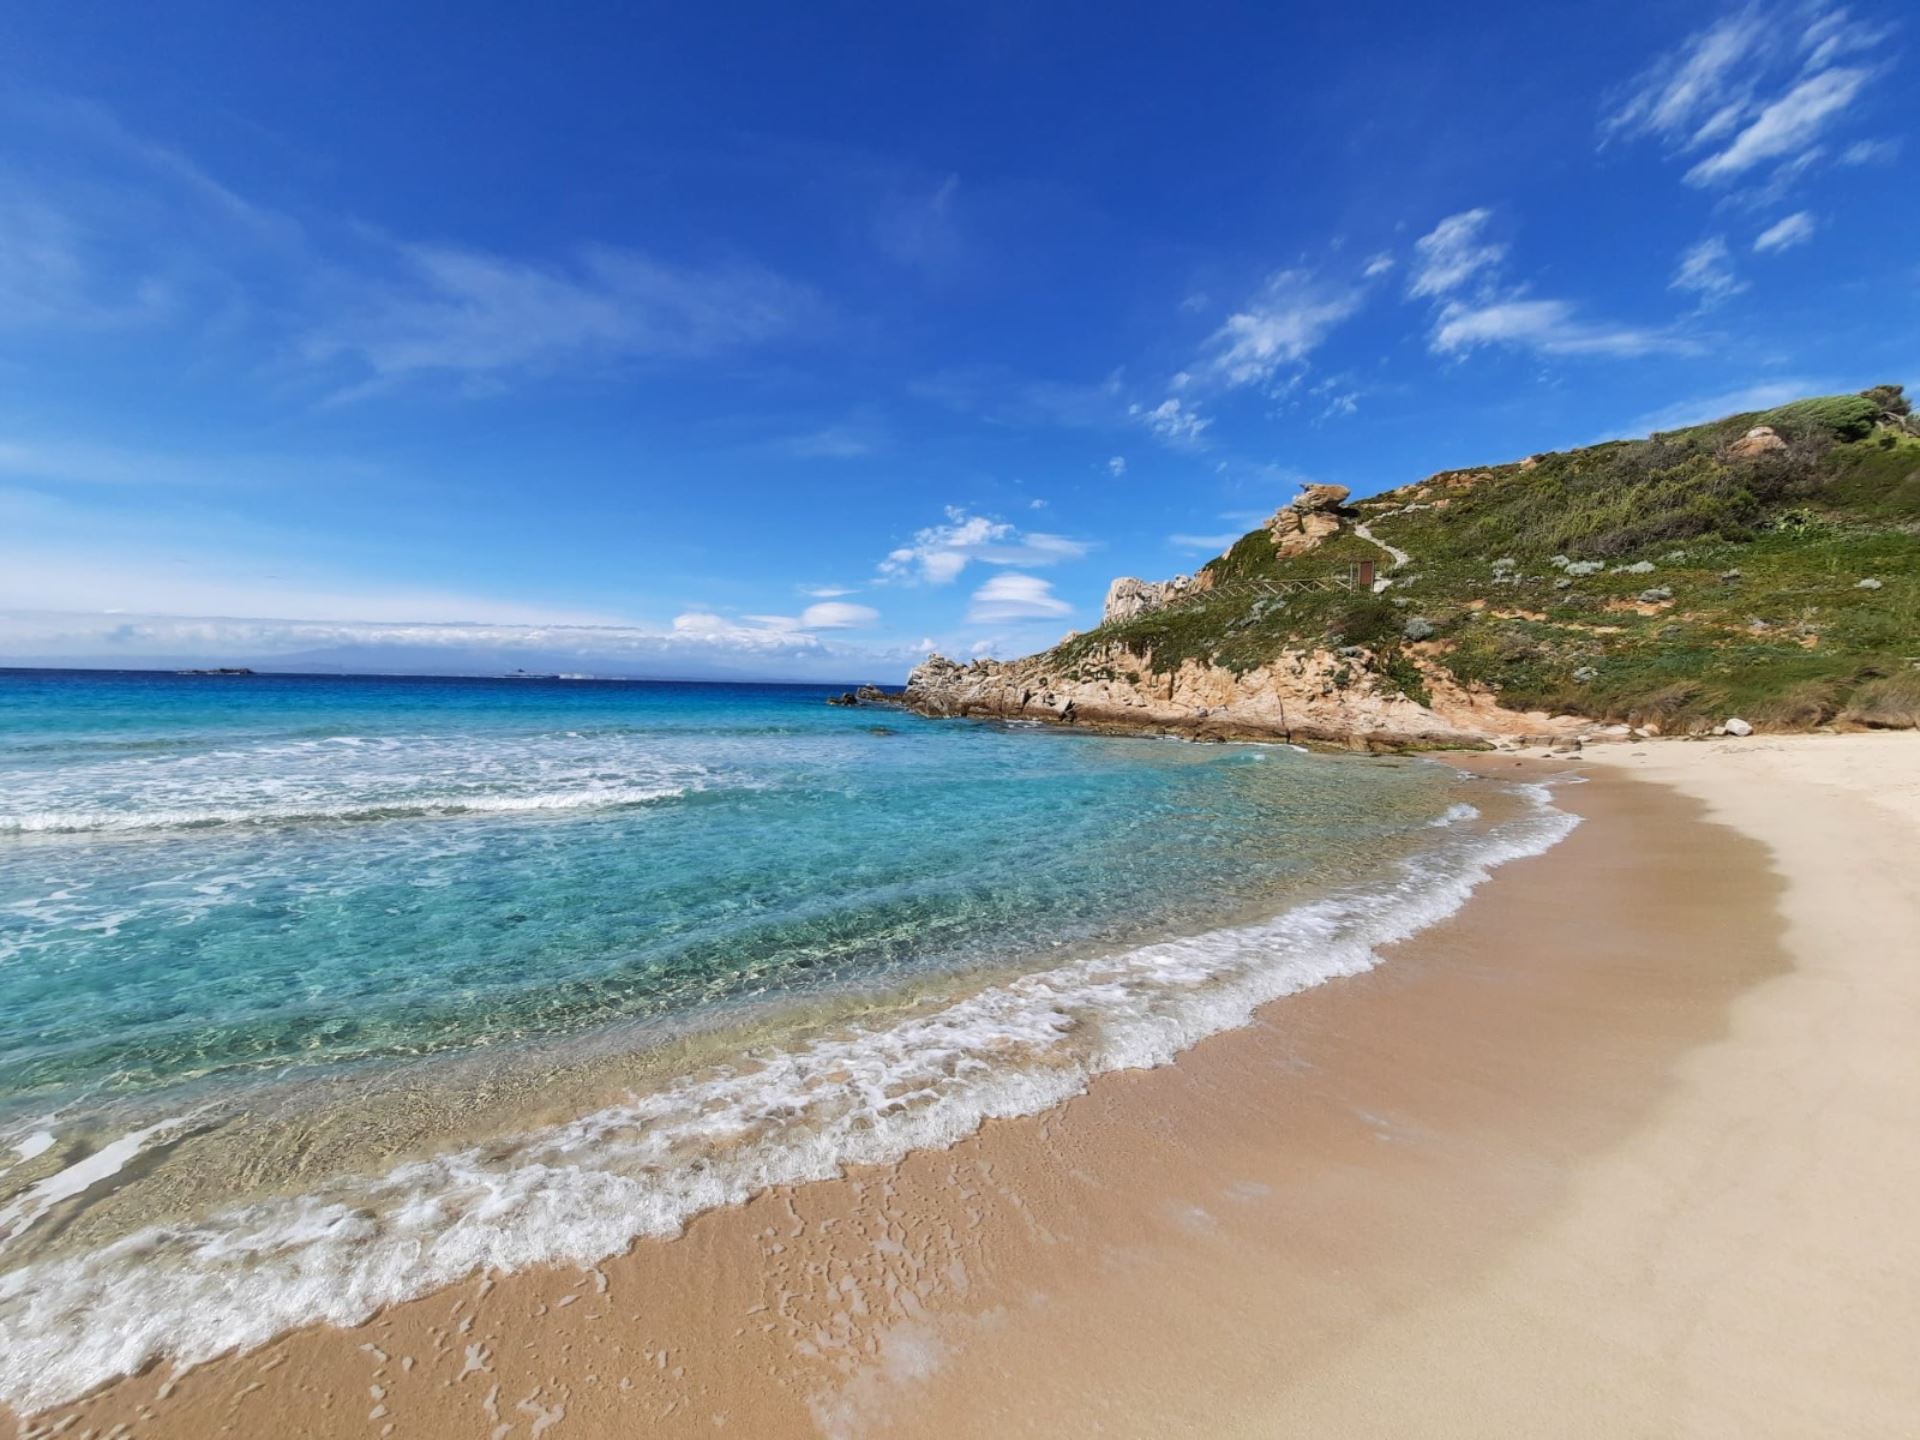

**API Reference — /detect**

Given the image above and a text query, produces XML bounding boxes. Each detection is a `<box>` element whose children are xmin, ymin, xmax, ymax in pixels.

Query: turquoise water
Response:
<box><xmin>0</xmin><ymin>668</ymin><xmax>1574</xmax><ymax>1410</ymax></box>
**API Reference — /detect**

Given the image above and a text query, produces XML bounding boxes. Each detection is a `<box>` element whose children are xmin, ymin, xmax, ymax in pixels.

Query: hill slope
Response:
<box><xmin>905</xmin><ymin>387</ymin><xmax>1920</xmax><ymax>747</ymax></box>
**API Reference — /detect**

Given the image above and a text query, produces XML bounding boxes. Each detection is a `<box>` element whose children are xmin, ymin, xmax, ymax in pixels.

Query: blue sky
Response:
<box><xmin>1</xmin><ymin>1</ymin><xmax>1913</xmax><ymax>680</ymax></box>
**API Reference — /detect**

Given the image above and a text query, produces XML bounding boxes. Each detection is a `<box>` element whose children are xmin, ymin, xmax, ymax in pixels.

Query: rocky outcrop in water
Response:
<box><xmin>903</xmin><ymin>643</ymin><xmax>1573</xmax><ymax>751</ymax></box>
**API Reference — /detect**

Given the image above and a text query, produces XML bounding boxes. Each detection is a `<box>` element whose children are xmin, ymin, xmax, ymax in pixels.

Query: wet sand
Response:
<box><xmin>9</xmin><ymin>735</ymin><xmax>1918</xmax><ymax>1438</ymax></box>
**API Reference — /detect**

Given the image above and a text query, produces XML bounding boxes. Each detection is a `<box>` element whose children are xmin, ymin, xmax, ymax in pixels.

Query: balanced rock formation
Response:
<box><xmin>1265</xmin><ymin>483</ymin><xmax>1351</xmax><ymax>558</ymax></box>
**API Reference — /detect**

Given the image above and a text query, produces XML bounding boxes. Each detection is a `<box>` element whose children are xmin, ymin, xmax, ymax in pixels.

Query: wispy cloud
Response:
<box><xmin>1407</xmin><ymin>209</ymin><xmax>1506</xmax><ymax>299</ymax></box>
<box><xmin>1686</xmin><ymin>66</ymin><xmax>1871</xmax><ymax>185</ymax></box>
<box><xmin>1168</xmin><ymin>531</ymin><xmax>1242</xmax><ymax>551</ymax></box>
<box><xmin>1410</xmin><ymin>205</ymin><xmax>1682</xmax><ymax>359</ymax></box>
<box><xmin>1754</xmin><ymin>210</ymin><xmax>1817</xmax><ymax>252</ymax></box>
<box><xmin>1671</xmin><ymin>235</ymin><xmax>1747</xmax><ymax>306</ymax></box>
<box><xmin>1200</xmin><ymin>269</ymin><xmax>1367</xmax><ymax>389</ymax></box>
<box><xmin>1130</xmin><ymin>397</ymin><xmax>1211</xmax><ymax>447</ymax></box>
<box><xmin>1602</xmin><ymin>5</ymin><xmax>1892</xmax><ymax>196</ymax></box>
<box><xmin>1432</xmin><ymin>298</ymin><xmax>1678</xmax><ymax>358</ymax></box>
<box><xmin>307</xmin><ymin>243</ymin><xmax>821</xmax><ymax>393</ymax></box>
<box><xmin>1107</xmin><ymin>455</ymin><xmax>1127</xmax><ymax>477</ymax></box>
<box><xmin>1840</xmin><ymin>137</ymin><xmax>1901</xmax><ymax>164</ymax></box>
<box><xmin>777</xmin><ymin>422</ymin><xmax>885</xmax><ymax>459</ymax></box>
<box><xmin>877</xmin><ymin>507</ymin><xmax>1089</xmax><ymax>585</ymax></box>
<box><xmin>737</xmin><ymin>600</ymin><xmax>879</xmax><ymax>631</ymax></box>
<box><xmin>0</xmin><ymin>606</ymin><xmax>909</xmax><ymax>679</ymax></box>
<box><xmin>0</xmin><ymin>191</ymin><xmax>173</xmax><ymax>331</ymax></box>
<box><xmin>965</xmin><ymin>572</ymin><xmax>1071</xmax><ymax>622</ymax></box>
<box><xmin>4</xmin><ymin>94</ymin><xmax>823</xmax><ymax>400</ymax></box>
<box><xmin>1600</xmin><ymin>7</ymin><xmax>1773</xmax><ymax>148</ymax></box>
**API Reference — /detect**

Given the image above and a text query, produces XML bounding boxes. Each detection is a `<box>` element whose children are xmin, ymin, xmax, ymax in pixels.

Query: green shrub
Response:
<box><xmin>1861</xmin><ymin>383</ymin><xmax>1911</xmax><ymax>417</ymax></box>
<box><xmin>1761</xmin><ymin>394</ymin><xmax>1879</xmax><ymax>443</ymax></box>
<box><xmin>1328</xmin><ymin>596</ymin><xmax>1399</xmax><ymax>647</ymax></box>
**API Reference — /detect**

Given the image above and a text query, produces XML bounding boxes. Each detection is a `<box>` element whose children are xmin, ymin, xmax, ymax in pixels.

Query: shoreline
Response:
<box><xmin>8</xmin><ymin>734</ymin><xmax>1918</xmax><ymax>1437</ymax></box>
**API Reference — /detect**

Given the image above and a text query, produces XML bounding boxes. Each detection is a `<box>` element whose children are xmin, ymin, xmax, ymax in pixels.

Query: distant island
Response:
<box><xmin>174</xmin><ymin>667</ymin><xmax>256</xmax><ymax>677</ymax></box>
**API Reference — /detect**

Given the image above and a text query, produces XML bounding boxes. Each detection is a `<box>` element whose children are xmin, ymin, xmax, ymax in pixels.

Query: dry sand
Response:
<box><xmin>8</xmin><ymin>733</ymin><xmax>1917</xmax><ymax>1439</ymax></box>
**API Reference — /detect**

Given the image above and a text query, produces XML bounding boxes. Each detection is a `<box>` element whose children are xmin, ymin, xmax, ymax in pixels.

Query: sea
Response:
<box><xmin>0</xmin><ymin>667</ymin><xmax>1575</xmax><ymax>1411</ymax></box>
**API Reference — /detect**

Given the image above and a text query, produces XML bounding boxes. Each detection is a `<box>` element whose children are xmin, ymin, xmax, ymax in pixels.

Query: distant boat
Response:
<box><xmin>175</xmin><ymin>667</ymin><xmax>256</xmax><ymax>676</ymax></box>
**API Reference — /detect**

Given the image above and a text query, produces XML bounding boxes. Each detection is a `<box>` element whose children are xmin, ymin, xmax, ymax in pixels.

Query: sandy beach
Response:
<box><xmin>8</xmin><ymin>732</ymin><xmax>1918</xmax><ymax>1439</ymax></box>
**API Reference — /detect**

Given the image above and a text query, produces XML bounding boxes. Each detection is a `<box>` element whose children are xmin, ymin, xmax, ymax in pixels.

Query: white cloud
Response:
<box><xmin>1362</xmin><ymin>252</ymin><xmax>1395</xmax><ymax>278</ymax></box>
<box><xmin>738</xmin><ymin>602</ymin><xmax>879</xmax><ymax>632</ymax></box>
<box><xmin>1601</xmin><ymin>8</ymin><xmax>1771</xmax><ymax>146</ymax></box>
<box><xmin>1169</xmin><ymin>532</ymin><xmax>1243</xmax><ymax>551</ymax></box>
<box><xmin>1107</xmin><ymin>455</ymin><xmax>1127</xmax><ymax>477</ymax></box>
<box><xmin>1605</xmin><ymin>7</ymin><xmax>1888</xmax><ymax>197</ymax></box>
<box><xmin>1201</xmin><ymin>269</ymin><xmax>1365</xmax><ymax>388</ymax></box>
<box><xmin>800</xmin><ymin>584</ymin><xmax>855</xmax><ymax>598</ymax></box>
<box><xmin>1407</xmin><ymin>209</ymin><xmax>1507</xmax><ymax>299</ymax></box>
<box><xmin>2</xmin><ymin>96</ymin><xmax>817</xmax><ymax>399</ymax></box>
<box><xmin>877</xmin><ymin>507</ymin><xmax>1089</xmax><ymax>585</ymax></box>
<box><xmin>1321</xmin><ymin>391</ymin><xmax>1360</xmax><ymax>419</ymax></box>
<box><xmin>1753</xmin><ymin>211</ymin><xmax>1817</xmax><ymax>253</ymax></box>
<box><xmin>0</xmin><ymin>606</ymin><xmax>939</xmax><ymax>681</ymax></box>
<box><xmin>797</xmin><ymin>601</ymin><xmax>878</xmax><ymax>629</ymax></box>
<box><xmin>780</xmin><ymin>424</ymin><xmax>883</xmax><ymax>459</ymax></box>
<box><xmin>307</xmin><ymin>243</ymin><xmax>820</xmax><ymax>390</ymax></box>
<box><xmin>1431</xmin><ymin>298</ymin><xmax>1676</xmax><ymax>358</ymax></box>
<box><xmin>1685</xmin><ymin>66</ymin><xmax>1871</xmax><ymax>185</ymax></box>
<box><xmin>1801</xmin><ymin>7</ymin><xmax>1894</xmax><ymax>68</ymax></box>
<box><xmin>0</xmin><ymin>192</ymin><xmax>173</xmax><ymax>331</ymax></box>
<box><xmin>1623</xmin><ymin>378</ymin><xmax>1816</xmax><ymax>435</ymax></box>
<box><xmin>1131</xmin><ymin>397</ymin><xmax>1211</xmax><ymax>447</ymax></box>
<box><xmin>1840</xmin><ymin>137</ymin><xmax>1901</xmax><ymax>165</ymax></box>
<box><xmin>1671</xmin><ymin>236</ymin><xmax>1747</xmax><ymax>306</ymax></box>
<box><xmin>965</xmin><ymin>573</ymin><xmax>1072</xmax><ymax>622</ymax></box>
<box><xmin>1407</xmin><ymin>205</ymin><xmax>1681</xmax><ymax>360</ymax></box>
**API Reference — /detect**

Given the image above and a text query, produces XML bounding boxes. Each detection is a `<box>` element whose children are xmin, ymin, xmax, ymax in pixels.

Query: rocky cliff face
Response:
<box><xmin>903</xmin><ymin>642</ymin><xmax>1574</xmax><ymax>751</ymax></box>
<box><xmin>1102</xmin><ymin>572</ymin><xmax>1209</xmax><ymax>623</ymax></box>
<box><xmin>905</xmin><ymin>479</ymin><xmax>1571</xmax><ymax>750</ymax></box>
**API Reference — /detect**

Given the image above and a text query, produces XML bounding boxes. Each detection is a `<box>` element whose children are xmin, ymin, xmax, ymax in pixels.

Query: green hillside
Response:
<box><xmin>1053</xmin><ymin>386</ymin><xmax>1920</xmax><ymax>733</ymax></box>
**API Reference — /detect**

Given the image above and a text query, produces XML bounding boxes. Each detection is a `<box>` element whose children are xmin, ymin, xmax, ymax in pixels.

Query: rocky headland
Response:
<box><xmin>902</xmin><ymin>387</ymin><xmax>1920</xmax><ymax>751</ymax></box>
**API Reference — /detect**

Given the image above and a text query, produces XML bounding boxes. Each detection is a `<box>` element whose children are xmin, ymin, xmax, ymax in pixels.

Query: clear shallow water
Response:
<box><xmin>0</xmin><ymin>669</ymin><xmax>1575</xmax><ymax>1411</ymax></box>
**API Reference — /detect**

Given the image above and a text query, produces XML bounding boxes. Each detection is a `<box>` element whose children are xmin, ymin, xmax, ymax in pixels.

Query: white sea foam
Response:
<box><xmin>0</xmin><ymin>729</ymin><xmax>731</xmax><ymax>835</ymax></box>
<box><xmin>0</xmin><ymin>785</ymin><xmax>1576</xmax><ymax>1413</ymax></box>
<box><xmin>0</xmin><ymin>781</ymin><xmax>700</xmax><ymax>835</ymax></box>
